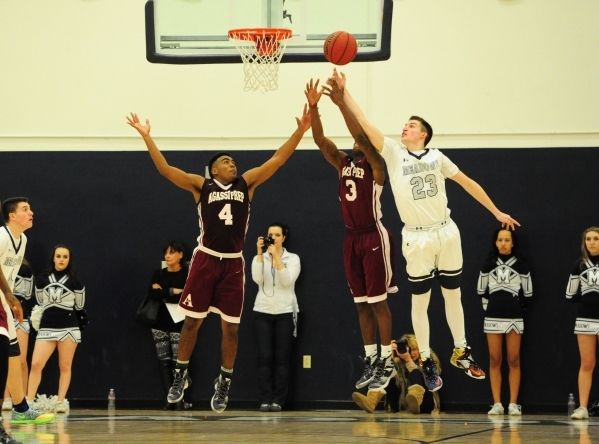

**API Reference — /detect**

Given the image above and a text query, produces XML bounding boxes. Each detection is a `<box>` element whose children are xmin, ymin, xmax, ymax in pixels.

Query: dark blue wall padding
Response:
<box><xmin>0</xmin><ymin>147</ymin><xmax>597</xmax><ymax>408</ymax></box>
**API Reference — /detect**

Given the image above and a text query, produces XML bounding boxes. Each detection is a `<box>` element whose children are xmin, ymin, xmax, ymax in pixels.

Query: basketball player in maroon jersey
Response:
<box><xmin>305</xmin><ymin>79</ymin><xmax>398</xmax><ymax>392</ymax></box>
<box><xmin>126</xmin><ymin>106</ymin><xmax>311</xmax><ymax>413</ymax></box>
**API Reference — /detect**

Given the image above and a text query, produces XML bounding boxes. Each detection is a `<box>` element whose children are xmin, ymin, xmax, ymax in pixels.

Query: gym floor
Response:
<box><xmin>2</xmin><ymin>409</ymin><xmax>596</xmax><ymax>443</ymax></box>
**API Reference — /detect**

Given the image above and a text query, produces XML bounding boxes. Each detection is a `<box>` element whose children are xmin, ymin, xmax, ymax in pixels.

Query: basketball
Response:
<box><xmin>323</xmin><ymin>31</ymin><xmax>358</xmax><ymax>66</ymax></box>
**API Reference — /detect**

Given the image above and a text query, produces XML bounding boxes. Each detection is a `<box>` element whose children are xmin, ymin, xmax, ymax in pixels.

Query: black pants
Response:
<box><xmin>252</xmin><ymin>311</ymin><xmax>294</xmax><ymax>406</ymax></box>
<box><xmin>386</xmin><ymin>368</ymin><xmax>436</xmax><ymax>413</ymax></box>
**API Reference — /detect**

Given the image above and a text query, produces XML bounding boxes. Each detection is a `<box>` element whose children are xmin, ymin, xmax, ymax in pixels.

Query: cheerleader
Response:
<box><xmin>27</xmin><ymin>245</ymin><xmax>85</xmax><ymax>413</ymax></box>
<box><xmin>566</xmin><ymin>226</ymin><xmax>599</xmax><ymax>420</ymax></box>
<box><xmin>477</xmin><ymin>228</ymin><xmax>532</xmax><ymax>416</ymax></box>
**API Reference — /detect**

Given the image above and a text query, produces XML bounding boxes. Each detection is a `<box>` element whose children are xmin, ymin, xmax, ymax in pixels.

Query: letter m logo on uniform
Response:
<box><xmin>47</xmin><ymin>287</ymin><xmax>63</xmax><ymax>302</ymax></box>
<box><xmin>586</xmin><ymin>270</ymin><xmax>599</xmax><ymax>287</ymax></box>
<box><xmin>182</xmin><ymin>294</ymin><xmax>193</xmax><ymax>307</ymax></box>
<box><xmin>496</xmin><ymin>267</ymin><xmax>512</xmax><ymax>284</ymax></box>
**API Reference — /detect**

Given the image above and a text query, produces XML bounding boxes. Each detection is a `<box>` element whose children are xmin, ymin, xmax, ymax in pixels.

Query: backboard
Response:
<box><xmin>145</xmin><ymin>0</ymin><xmax>393</xmax><ymax>64</ymax></box>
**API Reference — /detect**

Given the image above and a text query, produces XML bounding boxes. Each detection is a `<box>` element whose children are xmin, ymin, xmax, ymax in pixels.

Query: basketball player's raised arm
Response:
<box><xmin>329</xmin><ymin>69</ymin><xmax>385</xmax><ymax>153</ymax></box>
<box><xmin>243</xmin><ymin>105</ymin><xmax>312</xmax><ymax>191</ymax></box>
<box><xmin>449</xmin><ymin>171</ymin><xmax>520</xmax><ymax>230</ymax></box>
<box><xmin>324</xmin><ymin>80</ymin><xmax>385</xmax><ymax>185</ymax></box>
<box><xmin>304</xmin><ymin>78</ymin><xmax>346</xmax><ymax>171</ymax></box>
<box><xmin>126</xmin><ymin>113</ymin><xmax>204</xmax><ymax>200</ymax></box>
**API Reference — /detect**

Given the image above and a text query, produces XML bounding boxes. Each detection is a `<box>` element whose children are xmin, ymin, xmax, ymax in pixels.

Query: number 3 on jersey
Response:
<box><xmin>345</xmin><ymin>179</ymin><xmax>357</xmax><ymax>201</ymax></box>
<box><xmin>219</xmin><ymin>203</ymin><xmax>233</xmax><ymax>225</ymax></box>
<box><xmin>410</xmin><ymin>174</ymin><xmax>438</xmax><ymax>200</ymax></box>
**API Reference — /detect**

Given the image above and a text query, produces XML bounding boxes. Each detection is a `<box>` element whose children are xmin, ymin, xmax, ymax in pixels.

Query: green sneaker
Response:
<box><xmin>11</xmin><ymin>407</ymin><xmax>55</xmax><ymax>424</ymax></box>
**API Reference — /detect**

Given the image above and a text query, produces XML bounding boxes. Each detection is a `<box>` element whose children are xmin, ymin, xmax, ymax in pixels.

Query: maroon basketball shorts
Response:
<box><xmin>178</xmin><ymin>248</ymin><xmax>245</xmax><ymax>324</ymax></box>
<box><xmin>0</xmin><ymin>304</ymin><xmax>8</xmax><ymax>339</ymax></box>
<box><xmin>343</xmin><ymin>223</ymin><xmax>397</xmax><ymax>303</ymax></box>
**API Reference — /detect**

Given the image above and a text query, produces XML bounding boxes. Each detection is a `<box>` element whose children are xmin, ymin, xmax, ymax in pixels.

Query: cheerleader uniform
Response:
<box><xmin>35</xmin><ymin>270</ymin><xmax>85</xmax><ymax>342</ymax></box>
<box><xmin>13</xmin><ymin>263</ymin><xmax>34</xmax><ymax>334</ymax></box>
<box><xmin>477</xmin><ymin>254</ymin><xmax>532</xmax><ymax>334</ymax></box>
<box><xmin>566</xmin><ymin>255</ymin><xmax>599</xmax><ymax>334</ymax></box>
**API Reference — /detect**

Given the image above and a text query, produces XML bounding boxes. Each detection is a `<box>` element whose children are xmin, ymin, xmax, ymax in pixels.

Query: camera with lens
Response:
<box><xmin>395</xmin><ymin>339</ymin><xmax>409</xmax><ymax>355</ymax></box>
<box><xmin>262</xmin><ymin>235</ymin><xmax>275</xmax><ymax>251</ymax></box>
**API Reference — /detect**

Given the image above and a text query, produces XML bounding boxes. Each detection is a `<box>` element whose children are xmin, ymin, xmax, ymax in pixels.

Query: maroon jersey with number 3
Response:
<box><xmin>338</xmin><ymin>156</ymin><xmax>397</xmax><ymax>297</ymax></box>
<box><xmin>339</xmin><ymin>156</ymin><xmax>383</xmax><ymax>229</ymax></box>
<box><xmin>197</xmin><ymin>177</ymin><xmax>250</xmax><ymax>253</ymax></box>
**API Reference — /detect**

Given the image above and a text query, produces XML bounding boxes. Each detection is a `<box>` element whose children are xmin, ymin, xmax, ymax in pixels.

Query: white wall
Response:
<box><xmin>0</xmin><ymin>0</ymin><xmax>597</xmax><ymax>151</ymax></box>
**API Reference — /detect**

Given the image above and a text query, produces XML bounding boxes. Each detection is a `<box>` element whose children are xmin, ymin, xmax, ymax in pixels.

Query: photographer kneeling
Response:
<box><xmin>353</xmin><ymin>334</ymin><xmax>441</xmax><ymax>414</ymax></box>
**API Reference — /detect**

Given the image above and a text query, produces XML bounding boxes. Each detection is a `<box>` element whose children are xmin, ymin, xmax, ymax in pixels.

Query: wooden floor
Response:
<box><xmin>2</xmin><ymin>409</ymin><xmax>597</xmax><ymax>443</ymax></box>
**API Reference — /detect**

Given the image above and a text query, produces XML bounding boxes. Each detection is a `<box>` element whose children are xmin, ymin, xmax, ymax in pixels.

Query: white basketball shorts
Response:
<box><xmin>401</xmin><ymin>219</ymin><xmax>463</xmax><ymax>281</ymax></box>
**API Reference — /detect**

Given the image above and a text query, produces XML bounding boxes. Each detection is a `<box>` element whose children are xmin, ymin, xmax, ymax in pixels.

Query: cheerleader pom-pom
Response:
<box><xmin>30</xmin><ymin>305</ymin><xmax>43</xmax><ymax>331</ymax></box>
<box><xmin>32</xmin><ymin>394</ymin><xmax>58</xmax><ymax>413</ymax></box>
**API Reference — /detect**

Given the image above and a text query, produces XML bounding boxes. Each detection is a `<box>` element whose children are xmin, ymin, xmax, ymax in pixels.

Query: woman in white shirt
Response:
<box><xmin>252</xmin><ymin>223</ymin><xmax>300</xmax><ymax>412</ymax></box>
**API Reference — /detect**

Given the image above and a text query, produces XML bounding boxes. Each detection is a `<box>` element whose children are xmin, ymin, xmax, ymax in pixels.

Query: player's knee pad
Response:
<box><xmin>410</xmin><ymin>278</ymin><xmax>433</xmax><ymax>295</ymax></box>
<box><xmin>438</xmin><ymin>272</ymin><xmax>462</xmax><ymax>290</ymax></box>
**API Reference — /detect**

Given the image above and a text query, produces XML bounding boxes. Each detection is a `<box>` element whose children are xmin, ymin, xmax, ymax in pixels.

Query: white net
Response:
<box><xmin>229</xmin><ymin>29</ymin><xmax>291</xmax><ymax>93</ymax></box>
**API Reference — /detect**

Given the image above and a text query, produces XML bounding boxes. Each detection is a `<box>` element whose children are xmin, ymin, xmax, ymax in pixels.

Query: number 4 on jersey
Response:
<box><xmin>219</xmin><ymin>203</ymin><xmax>233</xmax><ymax>225</ymax></box>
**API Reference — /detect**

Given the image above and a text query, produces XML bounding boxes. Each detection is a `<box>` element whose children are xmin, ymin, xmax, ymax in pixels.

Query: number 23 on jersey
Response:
<box><xmin>410</xmin><ymin>174</ymin><xmax>438</xmax><ymax>200</ymax></box>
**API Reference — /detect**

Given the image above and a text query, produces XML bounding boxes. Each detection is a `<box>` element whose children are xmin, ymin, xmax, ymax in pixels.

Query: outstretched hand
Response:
<box><xmin>126</xmin><ymin>112</ymin><xmax>151</xmax><ymax>137</ymax></box>
<box><xmin>295</xmin><ymin>103</ymin><xmax>311</xmax><ymax>132</ymax></box>
<box><xmin>322</xmin><ymin>78</ymin><xmax>344</xmax><ymax>106</ymax></box>
<box><xmin>304</xmin><ymin>78</ymin><xmax>324</xmax><ymax>106</ymax></box>
<box><xmin>495</xmin><ymin>212</ymin><xmax>521</xmax><ymax>231</ymax></box>
<box><xmin>327</xmin><ymin>68</ymin><xmax>346</xmax><ymax>90</ymax></box>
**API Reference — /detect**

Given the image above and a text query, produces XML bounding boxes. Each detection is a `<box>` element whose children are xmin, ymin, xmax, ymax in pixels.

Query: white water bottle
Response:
<box><xmin>568</xmin><ymin>393</ymin><xmax>575</xmax><ymax>416</ymax></box>
<box><xmin>108</xmin><ymin>388</ymin><xmax>116</xmax><ymax>410</ymax></box>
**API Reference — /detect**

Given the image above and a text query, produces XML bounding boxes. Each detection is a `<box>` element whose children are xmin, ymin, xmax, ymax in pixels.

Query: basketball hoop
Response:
<box><xmin>228</xmin><ymin>28</ymin><xmax>292</xmax><ymax>93</ymax></box>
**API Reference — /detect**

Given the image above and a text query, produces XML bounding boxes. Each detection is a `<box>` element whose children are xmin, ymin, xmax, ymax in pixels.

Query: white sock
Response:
<box><xmin>441</xmin><ymin>287</ymin><xmax>467</xmax><ymax>348</ymax></box>
<box><xmin>380</xmin><ymin>344</ymin><xmax>392</xmax><ymax>359</ymax></box>
<box><xmin>411</xmin><ymin>291</ymin><xmax>431</xmax><ymax>358</ymax></box>
<box><xmin>364</xmin><ymin>344</ymin><xmax>377</xmax><ymax>358</ymax></box>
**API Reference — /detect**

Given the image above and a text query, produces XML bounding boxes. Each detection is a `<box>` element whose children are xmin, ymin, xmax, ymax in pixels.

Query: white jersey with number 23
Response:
<box><xmin>381</xmin><ymin>136</ymin><xmax>459</xmax><ymax>227</ymax></box>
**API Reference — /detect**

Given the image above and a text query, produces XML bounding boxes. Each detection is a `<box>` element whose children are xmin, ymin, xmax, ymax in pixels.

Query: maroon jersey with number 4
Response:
<box><xmin>339</xmin><ymin>156</ymin><xmax>383</xmax><ymax>229</ymax></box>
<box><xmin>197</xmin><ymin>177</ymin><xmax>250</xmax><ymax>253</ymax></box>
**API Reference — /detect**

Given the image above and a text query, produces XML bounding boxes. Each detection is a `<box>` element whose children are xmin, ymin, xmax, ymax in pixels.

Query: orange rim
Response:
<box><xmin>228</xmin><ymin>28</ymin><xmax>292</xmax><ymax>41</ymax></box>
